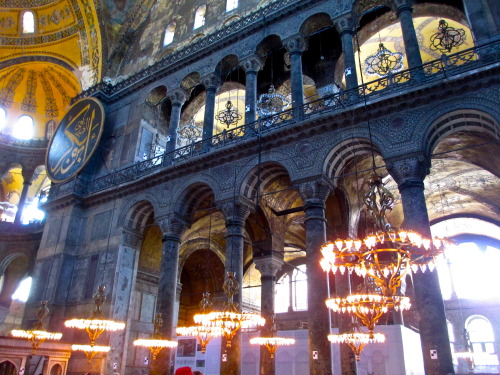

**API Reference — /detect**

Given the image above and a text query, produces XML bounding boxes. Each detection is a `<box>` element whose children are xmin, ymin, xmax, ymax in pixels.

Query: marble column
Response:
<box><xmin>462</xmin><ymin>0</ymin><xmax>496</xmax><ymax>42</ymax></box>
<box><xmin>386</xmin><ymin>153</ymin><xmax>454</xmax><ymax>375</ymax></box>
<box><xmin>334</xmin><ymin>16</ymin><xmax>359</xmax><ymax>90</ymax></box>
<box><xmin>14</xmin><ymin>167</ymin><xmax>35</xmax><ymax>224</ymax></box>
<box><xmin>201</xmin><ymin>74</ymin><xmax>221</xmax><ymax>142</ymax></box>
<box><xmin>241</xmin><ymin>55</ymin><xmax>264</xmax><ymax>125</ymax></box>
<box><xmin>284</xmin><ymin>35</ymin><xmax>307</xmax><ymax>113</ymax></box>
<box><xmin>295</xmin><ymin>177</ymin><xmax>333</xmax><ymax>375</ymax></box>
<box><xmin>395</xmin><ymin>0</ymin><xmax>423</xmax><ymax>69</ymax></box>
<box><xmin>154</xmin><ymin>214</ymin><xmax>186</xmax><ymax>374</ymax></box>
<box><xmin>166</xmin><ymin>89</ymin><xmax>187</xmax><ymax>154</ymax></box>
<box><xmin>218</xmin><ymin>198</ymin><xmax>252</xmax><ymax>375</ymax></box>
<box><xmin>254</xmin><ymin>251</ymin><xmax>284</xmax><ymax>375</ymax></box>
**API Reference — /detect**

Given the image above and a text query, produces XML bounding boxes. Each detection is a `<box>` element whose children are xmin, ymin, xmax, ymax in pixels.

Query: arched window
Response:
<box><xmin>275</xmin><ymin>264</ymin><xmax>307</xmax><ymax>313</ymax></box>
<box><xmin>0</xmin><ymin>108</ymin><xmax>6</xmax><ymax>131</ymax></box>
<box><xmin>11</xmin><ymin>277</ymin><xmax>32</xmax><ymax>302</ymax></box>
<box><xmin>45</xmin><ymin>119</ymin><xmax>55</xmax><ymax>140</ymax></box>
<box><xmin>23</xmin><ymin>11</ymin><xmax>35</xmax><ymax>34</ymax></box>
<box><xmin>164</xmin><ymin>22</ymin><xmax>176</xmax><ymax>46</ymax></box>
<box><xmin>466</xmin><ymin>315</ymin><xmax>499</xmax><ymax>368</ymax></box>
<box><xmin>226</xmin><ymin>0</ymin><xmax>238</xmax><ymax>12</ymax></box>
<box><xmin>193</xmin><ymin>5</ymin><xmax>206</xmax><ymax>29</ymax></box>
<box><xmin>12</xmin><ymin>115</ymin><xmax>34</xmax><ymax>140</ymax></box>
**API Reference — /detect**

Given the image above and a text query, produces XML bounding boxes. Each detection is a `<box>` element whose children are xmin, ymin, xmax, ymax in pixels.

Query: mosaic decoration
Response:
<box><xmin>21</xmin><ymin>70</ymin><xmax>38</xmax><ymax>113</ymax></box>
<box><xmin>0</xmin><ymin>68</ymin><xmax>26</xmax><ymax>108</ymax></box>
<box><xmin>47</xmin><ymin>66</ymin><xmax>78</xmax><ymax>92</ymax></box>
<box><xmin>44</xmin><ymin>69</ymin><xmax>71</xmax><ymax>105</ymax></box>
<box><xmin>430</xmin><ymin>19</ymin><xmax>466</xmax><ymax>54</ymax></box>
<box><xmin>38</xmin><ymin>71</ymin><xmax>59</xmax><ymax>118</ymax></box>
<box><xmin>0</xmin><ymin>16</ymin><xmax>15</xmax><ymax>29</ymax></box>
<box><xmin>364</xmin><ymin>43</ymin><xmax>404</xmax><ymax>77</ymax></box>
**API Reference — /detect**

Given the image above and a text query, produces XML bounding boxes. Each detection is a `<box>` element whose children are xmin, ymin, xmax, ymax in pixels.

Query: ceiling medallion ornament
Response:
<box><xmin>215</xmin><ymin>100</ymin><xmax>242</xmax><ymax>128</ymax></box>
<box><xmin>194</xmin><ymin>272</ymin><xmax>265</xmax><ymax>348</ymax></box>
<box><xmin>249</xmin><ymin>314</ymin><xmax>295</xmax><ymax>358</ymax></box>
<box><xmin>134</xmin><ymin>313</ymin><xmax>178</xmax><ymax>360</ymax></box>
<box><xmin>45</xmin><ymin>97</ymin><xmax>105</xmax><ymax>183</ymax></box>
<box><xmin>364</xmin><ymin>43</ymin><xmax>404</xmax><ymax>77</ymax></box>
<box><xmin>430</xmin><ymin>19</ymin><xmax>466</xmax><ymax>54</ymax></box>
<box><xmin>177</xmin><ymin>118</ymin><xmax>203</xmax><ymax>145</ymax></box>
<box><xmin>11</xmin><ymin>301</ymin><xmax>62</xmax><ymax>354</ymax></box>
<box><xmin>256</xmin><ymin>85</ymin><xmax>290</xmax><ymax>117</ymax></box>
<box><xmin>178</xmin><ymin>292</ymin><xmax>227</xmax><ymax>353</ymax></box>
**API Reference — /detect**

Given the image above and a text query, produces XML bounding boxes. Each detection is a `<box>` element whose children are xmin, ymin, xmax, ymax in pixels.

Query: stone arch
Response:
<box><xmin>299</xmin><ymin>13</ymin><xmax>333</xmax><ymax>37</ymax></box>
<box><xmin>49</xmin><ymin>363</ymin><xmax>63</xmax><ymax>375</ymax></box>
<box><xmin>240</xmin><ymin>161</ymin><xmax>294</xmax><ymax>201</ymax></box>
<box><xmin>0</xmin><ymin>252</ymin><xmax>30</xmax><ymax>307</ymax></box>
<box><xmin>118</xmin><ymin>198</ymin><xmax>157</xmax><ymax>234</ymax></box>
<box><xmin>181</xmin><ymin>72</ymin><xmax>202</xmax><ymax>91</ymax></box>
<box><xmin>146</xmin><ymin>85</ymin><xmax>167</xmax><ymax>107</ymax></box>
<box><xmin>0</xmin><ymin>361</ymin><xmax>17</xmax><ymax>373</ymax></box>
<box><xmin>172</xmin><ymin>180</ymin><xmax>217</xmax><ymax>224</ymax></box>
<box><xmin>179</xmin><ymin>237</ymin><xmax>225</xmax><ymax>272</ymax></box>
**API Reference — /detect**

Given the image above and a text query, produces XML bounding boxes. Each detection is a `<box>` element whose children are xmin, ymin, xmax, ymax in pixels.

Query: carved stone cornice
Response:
<box><xmin>283</xmin><ymin>35</ymin><xmax>307</xmax><ymax>55</ymax></box>
<box><xmin>294</xmin><ymin>175</ymin><xmax>334</xmax><ymax>205</ymax></box>
<box><xmin>240</xmin><ymin>55</ymin><xmax>265</xmax><ymax>73</ymax></box>
<box><xmin>385</xmin><ymin>152</ymin><xmax>430</xmax><ymax>190</ymax></box>
<box><xmin>166</xmin><ymin>88</ymin><xmax>188</xmax><ymax>107</ymax></box>
<box><xmin>216</xmin><ymin>197</ymin><xmax>254</xmax><ymax>226</ymax></box>
<box><xmin>254</xmin><ymin>251</ymin><xmax>284</xmax><ymax>277</ymax></box>
<box><xmin>201</xmin><ymin>73</ymin><xmax>221</xmax><ymax>91</ymax></box>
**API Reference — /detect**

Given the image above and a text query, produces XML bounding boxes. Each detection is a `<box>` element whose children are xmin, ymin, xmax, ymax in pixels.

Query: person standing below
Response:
<box><xmin>193</xmin><ymin>371</ymin><xmax>204</xmax><ymax>375</ymax></box>
<box><xmin>174</xmin><ymin>367</ymin><xmax>193</xmax><ymax>375</ymax></box>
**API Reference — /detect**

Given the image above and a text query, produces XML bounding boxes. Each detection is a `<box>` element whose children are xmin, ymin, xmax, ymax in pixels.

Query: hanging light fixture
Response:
<box><xmin>320</xmin><ymin>173</ymin><xmax>449</xmax><ymax>298</ymax></box>
<box><xmin>215</xmin><ymin>100</ymin><xmax>242</xmax><ymax>128</ymax></box>
<box><xmin>177</xmin><ymin>292</ymin><xmax>228</xmax><ymax>353</ymax></box>
<box><xmin>134</xmin><ymin>313</ymin><xmax>178</xmax><ymax>360</ymax></box>
<box><xmin>257</xmin><ymin>85</ymin><xmax>290</xmax><ymax>117</ymax></box>
<box><xmin>11</xmin><ymin>301</ymin><xmax>62</xmax><ymax>354</ymax></box>
<box><xmin>65</xmin><ymin>285</ymin><xmax>125</xmax><ymax>345</ymax></box>
<box><xmin>177</xmin><ymin>118</ymin><xmax>203</xmax><ymax>146</ymax></box>
<box><xmin>195</xmin><ymin>272</ymin><xmax>265</xmax><ymax>348</ymax></box>
<box><xmin>71</xmin><ymin>345</ymin><xmax>111</xmax><ymax>363</ymax></box>
<box><xmin>364</xmin><ymin>43</ymin><xmax>404</xmax><ymax>77</ymax></box>
<box><xmin>250</xmin><ymin>314</ymin><xmax>295</xmax><ymax>358</ymax></box>
<box><xmin>328</xmin><ymin>324</ymin><xmax>385</xmax><ymax>361</ymax></box>
<box><xmin>430</xmin><ymin>19</ymin><xmax>466</xmax><ymax>54</ymax></box>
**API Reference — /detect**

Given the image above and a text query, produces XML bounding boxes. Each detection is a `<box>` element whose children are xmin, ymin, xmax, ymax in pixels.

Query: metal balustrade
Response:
<box><xmin>47</xmin><ymin>39</ymin><xmax>500</xmax><ymax>200</ymax></box>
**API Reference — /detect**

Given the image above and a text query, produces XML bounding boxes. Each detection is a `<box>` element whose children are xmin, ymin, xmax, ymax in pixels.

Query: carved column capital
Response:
<box><xmin>283</xmin><ymin>35</ymin><xmax>307</xmax><ymax>55</ymax></box>
<box><xmin>157</xmin><ymin>213</ymin><xmax>188</xmax><ymax>241</ymax></box>
<box><xmin>201</xmin><ymin>73</ymin><xmax>221</xmax><ymax>91</ymax></box>
<box><xmin>121</xmin><ymin>228</ymin><xmax>142</xmax><ymax>248</ymax></box>
<box><xmin>294</xmin><ymin>175</ymin><xmax>333</xmax><ymax>206</ymax></box>
<box><xmin>385</xmin><ymin>152</ymin><xmax>430</xmax><ymax>190</ymax></box>
<box><xmin>216</xmin><ymin>197</ymin><xmax>253</xmax><ymax>226</ymax></box>
<box><xmin>254</xmin><ymin>251</ymin><xmax>284</xmax><ymax>277</ymax></box>
<box><xmin>167</xmin><ymin>88</ymin><xmax>188</xmax><ymax>107</ymax></box>
<box><xmin>240</xmin><ymin>55</ymin><xmax>264</xmax><ymax>73</ymax></box>
<box><xmin>392</xmin><ymin>0</ymin><xmax>414</xmax><ymax>13</ymax></box>
<box><xmin>333</xmin><ymin>15</ymin><xmax>356</xmax><ymax>36</ymax></box>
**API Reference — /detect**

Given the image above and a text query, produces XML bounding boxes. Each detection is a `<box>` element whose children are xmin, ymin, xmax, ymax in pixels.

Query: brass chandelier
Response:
<box><xmin>194</xmin><ymin>272</ymin><xmax>265</xmax><ymax>348</ymax></box>
<box><xmin>364</xmin><ymin>43</ymin><xmax>404</xmax><ymax>77</ymax></box>
<box><xmin>328</xmin><ymin>324</ymin><xmax>385</xmax><ymax>362</ymax></box>
<box><xmin>134</xmin><ymin>313</ymin><xmax>178</xmax><ymax>360</ymax></box>
<box><xmin>11</xmin><ymin>301</ymin><xmax>62</xmax><ymax>353</ymax></box>
<box><xmin>250</xmin><ymin>314</ymin><xmax>295</xmax><ymax>358</ymax></box>
<box><xmin>177</xmin><ymin>292</ymin><xmax>228</xmax><ymax>353</ymax></box>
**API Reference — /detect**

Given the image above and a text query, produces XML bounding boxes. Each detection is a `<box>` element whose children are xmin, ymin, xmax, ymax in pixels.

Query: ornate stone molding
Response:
<box><xmin>254</xmin><ymin>251</ymin><xmax>284</xmax><ymax>277</ymax></box>
<box><xmin>201</xmin><ymin>73</ymin><xmax>221</xmax><ymax>91</ymax></box>
<box><xmin>385</xmin><ymin>152</ymin><xmax>431</xmax><ymax>189</ymax></box>
<box><xmin>166</xmin><ymin>88</ymin><xmax>188</xmax><ymax>107</ymax></box>
<box><xmin>333</xmin><ymin>15</ymin><xmax>356</xmax><ymax>35</ymax></box>
<box><xmin>283</xmin><ymin>35</ymin><xmax>307</xmax><ymax>54</ymax></box>
<box><xmin>240</xmin><ymin>55</ymin><xmax>265</xmax><ymax>73</ymax></box>
<box><xmin>157</xmin><ymin>213</ymin><xmax>188</xmax><ymax>240</ymax></box>
<box><xmin>121</xmin><ymin>228</ymin><xmax>142</xmax><ymax>248</ymax></box>
<box><xmin>294</xmin><ymin>175</ymin><xmax>334</xmax><ymax>204</ymax></box>
<box><xmin>216</xmin><ymin>197</ymin><xmax>254</xmax><ymax>225</ymax></box>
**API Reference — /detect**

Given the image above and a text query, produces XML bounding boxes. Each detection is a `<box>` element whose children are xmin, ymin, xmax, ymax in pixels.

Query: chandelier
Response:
<box><xmin>177</xmin><ymin>118</ymin><xmax>202</xmax><ymax>145</ymax></box>
<box><xmin>11</xmin><ymin>301</ymin><xmax>62</xmax><ymax>353</ymax></box>
<box><xmin>134</xmin><ymin>313</ymin><xmax>178</xmax><ymax>360</ymax></box>
<box><xmin>178</xmin><ymin>292</ymin><xmax>227</xmax><ymax>353</ymax></box>
<box><xmin>64</xmin><ymin>286</ymin><xmax>125</xmax><ymax>346</ymax></box>
<box><xmin>215</xmin><ymin>100</ymin><xmax>242</xmax><ymax>128</ymax></box>
<box><xmin>194</xmin><ymin>272</ymin><xmax>265</xmax><ymax>348</ymax></box>
<box><xmin>256</xmin><ymin>85</ymin><xmax>290</xmax><ymax>117</ymax></box>
<box><xmin>325</xmin><ymin>292</ymin><xmax>410</xmax><ymax>337</ymax></box>
<box><xmin>430</xmin><ymin>19</ymin><xmax>466</xmax><ymax>53</ymax></box>
<box><xmin>71</xmin><ymin>345</ymin><xmax>110</xmax><ymax>363</ymax></box>
<box><xmin>249</xmin><ymin>314</ymin><xmax>295</xmax><ymax>358</ymax></box>
<box><xmin>364</xmin><ymin>43</ymin><xmax>404</xmax><ymax>77</ymax></box>
<box><xmin>328</xmin><ymin>326</ymin><xmax>385</xmax><ymax>361</ymax></box>
<box><xmin>320</xmin><ymin>173</ymin><xmax>448</xmax><ymax>298</ymax></box>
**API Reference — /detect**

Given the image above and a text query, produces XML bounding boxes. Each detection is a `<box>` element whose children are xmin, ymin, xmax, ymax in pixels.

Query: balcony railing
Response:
<box><xmin>48</xmin><ymin>39</ymin><xmax>500</xmax><ymax>200</ymax></box>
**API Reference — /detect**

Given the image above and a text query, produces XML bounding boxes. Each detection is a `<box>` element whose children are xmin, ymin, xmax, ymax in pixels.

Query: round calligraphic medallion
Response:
<box><xmin>46</xmin><ymin>98</ymin><xmax>105</xmax><ymax>183</ymax></box>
